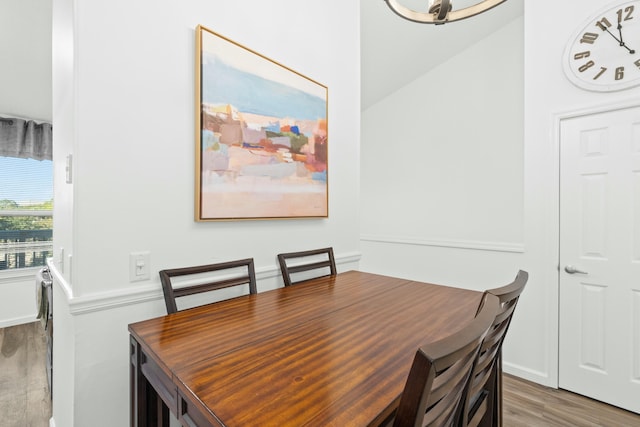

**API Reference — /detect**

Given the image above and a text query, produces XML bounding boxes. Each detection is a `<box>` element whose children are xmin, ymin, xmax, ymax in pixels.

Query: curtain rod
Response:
<box><xmin>0</xmin><ymin>113</ymin><xmax>51</xmax><ymax>125</ymax></box>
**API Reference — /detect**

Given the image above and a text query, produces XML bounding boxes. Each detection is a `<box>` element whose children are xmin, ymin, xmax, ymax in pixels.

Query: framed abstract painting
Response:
<box><xmin>195</xmin><ymin>25</ymin><xmax>328</xmax><ymax>221</ymax></box>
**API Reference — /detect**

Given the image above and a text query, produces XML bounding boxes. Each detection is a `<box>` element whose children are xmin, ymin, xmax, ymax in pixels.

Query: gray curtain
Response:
<box><xmin>0</xmin><ymin>117</ymin><xmax>52</xmax><ymax>161</ymax></box>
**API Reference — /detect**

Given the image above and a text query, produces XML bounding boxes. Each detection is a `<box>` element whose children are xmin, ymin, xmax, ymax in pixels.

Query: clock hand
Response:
<box><xmin>604</xmin><ymin>27</ymin><xmax>623</xmax><ymax>44</ymax></box>
<box><xmin>622</xmin><ymin>42</ymin><xmax>636</xmax><ymax>54</ymax></box>
<box><xmin>618</xmin><ymin>23</ymin><xmax>625</xmax><ymax>44</ymax></box>
<box><xmin>618</xmin><ymin>23</ymin><xmax>636</xmax><ymax>53</ymax></box>
<box><xmin>618</xmin><ymin>24</ymin><xmax>636</xmax><ymax>54</ymax></box>
<box><xmin>604</xmin><ymin>25</ymin><xmax>636</xmax><ymax>54</ymax></box>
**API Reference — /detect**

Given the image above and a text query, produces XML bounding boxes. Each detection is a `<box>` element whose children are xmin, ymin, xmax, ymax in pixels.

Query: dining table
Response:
<box><xmin>128</xmin><ymin>270</ymin><xmax>485</xmax><ymax>427</ymax></box>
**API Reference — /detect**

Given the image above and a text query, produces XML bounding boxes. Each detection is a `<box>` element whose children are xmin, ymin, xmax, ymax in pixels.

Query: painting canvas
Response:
<box><xmin>195</xmin><ymin>25</ymin><xmax>328</xmax><ymax>221</ymax></box>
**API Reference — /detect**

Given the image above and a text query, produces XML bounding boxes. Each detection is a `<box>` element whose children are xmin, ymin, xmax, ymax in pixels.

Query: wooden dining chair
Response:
<box><xmin>459</xmin><ymin>270</ymin><xmax>529</xmax><ymax>427</ymax></box>
<box><xmin>159</xmin><ymin>258</ymin><xmax>257</xmax><ymax>314</ymax></box>
<box><xmin>390</xmin><ymin>293</ymin><xmax>500</xmax><ymax>427</ymax></box>
<box><xmin>277</xmin><ymin>247</ymin><xmax>336</xmax><ymax>286</ymax></box>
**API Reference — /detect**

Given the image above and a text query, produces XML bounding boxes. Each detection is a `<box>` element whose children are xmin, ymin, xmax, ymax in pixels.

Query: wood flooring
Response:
<box><xmin>0</xmin><ymin>322</ymin><xmax>51</xmax><ymax>427</ymax></box>
<box><xmin>503</xmin><ymin>373</ymin><xmax>640</xmax><ymax>427</ymax></box>
<box><xmin>1</xmin><ymin>322</ymin><xmax>639</xmax><ymax>427</ymax></box>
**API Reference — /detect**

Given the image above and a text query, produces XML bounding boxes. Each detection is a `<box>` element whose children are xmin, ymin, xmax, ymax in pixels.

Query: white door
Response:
<box><xmin>559</xmin><ymin>106</ymin><xmax>640</xmax><ymax>414</ymax></box>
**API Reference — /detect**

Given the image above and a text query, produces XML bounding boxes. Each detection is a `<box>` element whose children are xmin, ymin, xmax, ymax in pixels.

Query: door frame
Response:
<box><xmin>551</xmin><ymin>97</ymin><xmax>640</xmax><ymax>389</ymax></box>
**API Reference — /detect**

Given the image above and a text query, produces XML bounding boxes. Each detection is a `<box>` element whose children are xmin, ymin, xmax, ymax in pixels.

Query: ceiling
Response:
<box><xmin>360</xmin><ymin>0</ymin><xmax>524</xmax><ymax>110</ymax></box>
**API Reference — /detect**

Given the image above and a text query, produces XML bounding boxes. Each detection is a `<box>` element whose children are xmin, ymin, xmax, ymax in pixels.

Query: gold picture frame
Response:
<box><xmin>195</xmin><ymin>25</ymin><xmax>328</xmax><ymax>221</ymax></box>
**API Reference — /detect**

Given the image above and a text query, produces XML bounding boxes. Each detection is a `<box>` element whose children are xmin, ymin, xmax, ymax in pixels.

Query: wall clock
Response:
<box><xmin>563</xmin><ymin>0</ymin><xmax>640</xmax><ymax>92</ymax></box>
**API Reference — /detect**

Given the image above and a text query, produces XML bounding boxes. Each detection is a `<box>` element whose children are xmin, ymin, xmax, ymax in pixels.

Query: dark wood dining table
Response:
<box><xmin>129</xmin><ymin>270</ymin><xmax>483</xmax><ymax>427</ymax></box>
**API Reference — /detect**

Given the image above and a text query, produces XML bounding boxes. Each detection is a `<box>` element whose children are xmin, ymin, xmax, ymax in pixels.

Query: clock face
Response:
<box><xmin>564</xmin><ymin>0</ymin><xmax>640</xmax><ymax>91</ymax></box>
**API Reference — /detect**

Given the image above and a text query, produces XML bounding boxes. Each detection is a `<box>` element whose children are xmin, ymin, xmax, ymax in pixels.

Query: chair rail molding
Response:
<box><xmin>360</xmin><ymin>234</ymin><xmax>525</xmax><ymax>253</ymax></box>
<box><xmin>47</xmin><ymin>251</ymin><xmax>362</xmax><ymax>316</ymax></box>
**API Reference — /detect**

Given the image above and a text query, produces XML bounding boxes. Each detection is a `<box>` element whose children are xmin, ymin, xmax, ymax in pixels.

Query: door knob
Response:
<box><xmin>564</xmin><ymin>265</ymin><xmax>588</xmax><ymax>274</ymax></box>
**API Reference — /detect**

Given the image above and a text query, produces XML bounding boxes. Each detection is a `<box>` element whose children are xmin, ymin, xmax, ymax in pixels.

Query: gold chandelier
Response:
<box><xmin>383</xmin><ymin>0</ymin><xmax>509</xmax><ymax>25</ymax></box>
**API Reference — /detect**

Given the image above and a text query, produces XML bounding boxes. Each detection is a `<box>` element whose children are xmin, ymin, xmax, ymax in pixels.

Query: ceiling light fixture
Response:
<box><xmin>383</xmin><ymin>0</ymin><xmax>509</xmax><ymax>25</ymax></box>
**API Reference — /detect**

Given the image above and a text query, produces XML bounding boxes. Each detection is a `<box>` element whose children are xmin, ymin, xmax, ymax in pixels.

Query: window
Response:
<box><xmin>0</xmin><ymin>156</ymin><xmax>53</xmax><ymax>271</ymax></box>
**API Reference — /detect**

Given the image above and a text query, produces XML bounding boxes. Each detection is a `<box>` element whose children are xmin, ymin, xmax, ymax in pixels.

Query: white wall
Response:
<box><xmin>50</xmin><ymin>0</ymin><xmax>361</xmax><ymax>425</ymax></box>
<box><xmin>360</xmin><ymin>14</ymin><xmax>538</xmax><ymax>380</ymax></box>
<box><xmin>0</xmin><ymin>0</ymin><xmax>52</xmax><ymax>122</ymax></box>
<box><xmin>361</xmin><ymin>17</ymin><xmax>524</xmax><ymax>250</ymax></box>
<box><xmin>361</xmin><ymin>0</ymin><xmax>640</xmax><ymax>389</ymax></box>
<box><xmin>0</xmin><ymin>274</ymin><xmax>39</xmax><ymax>327</ymax></box>
<box><xmin>29</xmin><ymin>0</ymin><xmax>640</xmax><ymax>424</ymax></box>
<box><xmin>0</xmin><ymin>0</ymin><xmax>53</xmax><ymax>327</ymax></box>
<box><xmin>519</xmin><ymin>0</ymin><xmax>640</xmax><ymax>386</ymax></box>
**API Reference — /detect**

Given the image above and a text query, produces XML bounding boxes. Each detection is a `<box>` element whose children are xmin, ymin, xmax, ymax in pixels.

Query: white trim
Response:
<box><xmin>335</xmin><ymin>251</ymin><xmax>362</xmax><ymax>265</ymax></box>
<box><xmin>0</xmin><ymin>315</ymin><xmax>37</xmax><ymax>328</ymax></box>
<box><xmin>46</xmin><ymin>252</ymin><xmax>362</xmax><ymax>316</ymax></box>
<box><xmin>0</xmin><ymin>210</ymin><xmax>52</xmax><ymax>216</ymax></box>
<box><xmin>551</xmin><ymin>97</ymin><xmax>640</xmax><ymax>389</ymax></box>
<box><xmin>0</xmin><ymin>266</ymin><xmax>40</xmax><ymax>283</ymax></box>
<box><xmin>360</xmin><ymin>234</ymin><xmax>525</xmax><ymax>253</ymax></box>
<box><xmin>47</xmin><ymin>259</ymin><xmax>73</xmax><ymax>299</ymax></box>
<box><xmin>68</xmin><ymin>283</ymin><xmax>161</xmax><ymax>315</ymax></box>
<box><xmin>0</xmin><ymin>240</ymin><xmax>53</xmax><ymax>255</ymax></box>
<box><xmin>555</xmin><ymin>97</ymin><xmax>640</xmax><ymax>121</ymax></box>
<box><xmin>503</xmin><ymin>361</ymin><xmax>553</xmax><ymax>387</ymax></box>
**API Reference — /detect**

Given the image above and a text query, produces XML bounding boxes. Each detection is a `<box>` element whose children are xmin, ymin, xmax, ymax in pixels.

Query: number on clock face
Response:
<box><xmin>576</xmin><ymin>6</ymin><xmax>634</xmax><ymax>80</ymax></box>
<box><xmin>564</xmin><ymin>1</ymin><xmax>640</xmax><ymax>91</ymax></box>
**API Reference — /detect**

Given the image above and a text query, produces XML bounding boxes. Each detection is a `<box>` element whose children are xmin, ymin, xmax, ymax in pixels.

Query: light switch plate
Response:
<box><xmin>129</xmin><ymin>251</ymin><xmax>150</xmax><ymax>282</ymax></box>
<box><xmin>65</xmin><ymin>154</ymin><xmax>73</xmax><ymax>184</ymax></box>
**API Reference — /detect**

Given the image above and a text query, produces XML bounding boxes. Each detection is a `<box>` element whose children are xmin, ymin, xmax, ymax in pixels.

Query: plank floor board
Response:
<box><xmin>0</xmin><ymin>322</ymin><xmax>51</xmax><ymax>427</ymax></box>
<box><xmin>503</xmin><ymin>373</ymin><xmax>640</xmax><ymax>426</ymax></box>
<box><xmin>1</xmin><ymin>323</ymin><xmax>639</xmax><ymax>426</ymax></box>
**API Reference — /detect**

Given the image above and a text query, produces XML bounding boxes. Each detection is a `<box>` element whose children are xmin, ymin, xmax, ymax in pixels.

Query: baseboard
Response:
<box><xmin>503</xmin><ymin>361</ymin><xmax>556</xmax><ymax>388</ymax></box>
<box><xmin>49</xmin><ymin>417</ymin><xmax>55</xmax><ymax>427</ymax></box>
<box><xmin>0</xmin><ymin>315</ymin><xmax>37</xmax><ymax>329</ymax></box>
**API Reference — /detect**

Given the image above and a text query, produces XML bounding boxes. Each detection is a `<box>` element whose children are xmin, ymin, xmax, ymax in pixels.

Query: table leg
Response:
<box><xmin>131</xmin><ymin>336</ymin><xmax>171</xmax><ymax>427</ymax></box>
<box><xmin>131</xmin><ymin>336</ymin><xmax>149</xmax><ymax>427</ymax></box>
<box><xmin>147</xmin><ymin>382</ymin><xmax>170</xmax><ymax>426</ymax></box>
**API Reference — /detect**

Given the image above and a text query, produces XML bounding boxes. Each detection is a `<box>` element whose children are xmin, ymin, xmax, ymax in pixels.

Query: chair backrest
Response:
<box><xmin>159</xmin><ymin>258</ymin><xmax>257</xmax><ymax>314</ymax></box>
<box><xmin>277</xmin><ymin>247</ymin><xmax>336</xmax><ymax>286</ymax></box>
<box><xmin>392</xmin><ymin>293</ymin><xmax>500</xmax><ymax>427</ymax></box>
<box><xmin>460</xmin><ymin>270</ymin><xmax>529</xmax><ymax>427</ymax></box>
